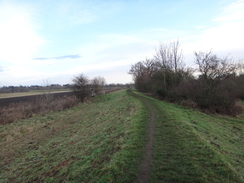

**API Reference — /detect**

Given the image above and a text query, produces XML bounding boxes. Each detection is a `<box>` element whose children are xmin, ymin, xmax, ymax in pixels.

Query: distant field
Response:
<box><xmin>0</xmin><ymin>91</ymin><xmax>74</xmax><ymax>108</ymax></box>
<box><xmin>0</xmin><ymin>90</ymin><xmax>243</xmax><ymax>182</ymax></box>
<box><xmin>0</xmin><ymin>89</ymin><xmax>71</xmax><ymax>99</ymax></box>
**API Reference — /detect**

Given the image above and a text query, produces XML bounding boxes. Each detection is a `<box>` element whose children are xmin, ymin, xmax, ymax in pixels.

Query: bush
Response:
<box><xmin>129</xmin><ymin>45</ymin><xmax>241</xmax><ymax>116</ymax></box>
<box><xmin>179</xmin><ymin>99</ymin><xmax>198</xmax><ymax>109</ymax></box>
<box><xmin>235</xmin><ymin>74</ymin><xmax>244</xmax><ymax>100</ymax></box>
<box><xmin>72</xmin><ymin>74</ymin><xmax>90</xmax><ymax>102</ymax></box>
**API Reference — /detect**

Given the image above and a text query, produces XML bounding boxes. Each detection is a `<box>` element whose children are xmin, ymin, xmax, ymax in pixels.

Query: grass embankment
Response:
<box><xmin>0</xmin><ymin>90</ymin><xmax>149</xmax><ymax>182</ymax></box>
<box><xmin>1</xmin><ymin>89</ymin><xmax>243</xmax><ymax>182</ymax></box>
<box><xmin>134</xmin><ymin>92</ymin><xmax>243</xmax><ymax>182</ymax></box>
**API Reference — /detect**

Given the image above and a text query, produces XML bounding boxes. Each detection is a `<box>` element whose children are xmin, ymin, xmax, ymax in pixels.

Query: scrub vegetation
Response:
<box><xmin>129</xmin><ymin>41</ymin><xmax>244</xmax><ymax>115</ymax></box>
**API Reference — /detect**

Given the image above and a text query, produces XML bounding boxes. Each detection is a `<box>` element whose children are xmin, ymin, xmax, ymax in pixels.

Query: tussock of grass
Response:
<box><xmin>0</xmin><ymin>90</ymin><xmax>148</xmax><ymax>182</ymax></box>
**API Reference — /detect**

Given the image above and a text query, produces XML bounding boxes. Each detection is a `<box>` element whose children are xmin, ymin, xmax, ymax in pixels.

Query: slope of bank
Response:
<box><xmin>133</xmin><ymin>91</ymin><xmax>243</xmax><ymax>182</ymax></box>
<box><xmin>0</xmin><ymin>90</ymin><xmax>148</xmax><ymax>183</ymax></box>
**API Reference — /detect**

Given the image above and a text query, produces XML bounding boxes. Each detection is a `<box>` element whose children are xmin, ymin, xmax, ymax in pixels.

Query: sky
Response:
<box><xmin>0</xmin><ymin>0</ymin><xmax>244</xmax><ymax>86</ymax></box>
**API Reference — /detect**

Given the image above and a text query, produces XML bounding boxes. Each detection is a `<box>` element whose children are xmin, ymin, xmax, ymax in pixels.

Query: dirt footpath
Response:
<box><xmin>131</xmin><ymin>91</ymin><xmax>156</xmax><ymax>183</ymax></box>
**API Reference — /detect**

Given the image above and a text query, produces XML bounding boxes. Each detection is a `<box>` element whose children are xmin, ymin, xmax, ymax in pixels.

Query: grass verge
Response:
<box><xmin>0</xmin><ymin>90</ymin><xmax>148</xmax><ymax>183</ymax></box>
<box><xmin>133</xmin><ymin>91</ymin><xmax>243</xmax><ymax>183</ymax></box>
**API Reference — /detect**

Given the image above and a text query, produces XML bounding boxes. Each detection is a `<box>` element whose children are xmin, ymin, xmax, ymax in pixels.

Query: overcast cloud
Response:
<box><xmin>0</xmin><ymin>0</ymin><xmax>243</xmax><ymax>86</ymax></box>
<box><xmin>33</xmin><ymin>54</ymin><xmax>81</xmax><ymax>60</ymax></box>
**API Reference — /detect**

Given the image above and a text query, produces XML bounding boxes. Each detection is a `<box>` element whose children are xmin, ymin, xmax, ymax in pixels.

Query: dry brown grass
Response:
<box><xmin>0</xmin><ymin>95</ymin><xmax>80</xmax><ymax>124</ymax></box>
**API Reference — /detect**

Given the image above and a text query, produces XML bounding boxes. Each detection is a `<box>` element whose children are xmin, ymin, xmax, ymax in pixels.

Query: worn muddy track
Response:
<box><xmin>129</xmin><ymin>91</ymin><xmax>156</xmax><ymax>183</ymax></box>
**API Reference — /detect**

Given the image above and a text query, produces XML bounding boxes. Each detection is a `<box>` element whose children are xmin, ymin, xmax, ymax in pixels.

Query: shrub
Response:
<box><xmin>235</xmin><ymin>74</ymin><xmax>244</xmax><ymax>100</ymax></box>
<box><xmin>72</xmin><ymin>74</ymin><xmax>90</xmax><ymax>102</ymax></box>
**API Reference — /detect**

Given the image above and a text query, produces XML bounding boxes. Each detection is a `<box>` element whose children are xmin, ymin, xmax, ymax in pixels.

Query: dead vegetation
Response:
<box><xmin>0</xmin><ymin>95</ymin><xmax>80</xmax><ymax>124</ymax></box>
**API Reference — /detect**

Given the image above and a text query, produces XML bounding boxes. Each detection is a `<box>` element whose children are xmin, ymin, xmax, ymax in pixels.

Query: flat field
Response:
<box><xmin>0</xmin><ymin>90</ymin><xmax>243</xmax><ymax>182</ymax></box>
<box><xmin>0</xmin><ymin>90</ymin><xmax>71</xmax><ymax>99</ymax></box>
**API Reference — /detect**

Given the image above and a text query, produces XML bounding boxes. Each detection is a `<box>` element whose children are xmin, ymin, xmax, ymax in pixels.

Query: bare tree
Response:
<box><xmin>129</xmin><ymin>58</ymin><xmax>157</xmax><ymax>92</ymax></box>
<box><xmin>129</xmin><ymin>58</ymin><xmax>157</xmax><ymax>79</ymax></box>
<box><xmin>129</xmin><ymin>41</ymin><xmax>186</xmax><ymax>95</ymax></box>
<box><xmin>193</xmin><ymin>50</ymin><xmax>239</xmax><ymax>111</ymax></box>
<box><xmin>171</xmin><ymin>41</ymin><xmax>184</xmax><ymax>72</ymax></box>
<box><xmin>153</xmin><ymin>40</ymin><xmax>184</xmax><ymax>93</ymax></box>
<box><xmin>41</xmin><ymin>79</ymin><xmax>54</xmax><ymax>107</ymax></box>
<box><xmin>90</xmin><ymin>76</ymin><xmax>106</xmax><ymax>94</ymax></box>
<box><xmin>154</xmin><ymin>40</ymin><xmax>184</xmax><ymax>72</ymax></box>
<box><xmin>129</xmin><ymin>61</ymin><xmax>145</xmax><ymax>81</ymax></box>
<box><xmin>237</xmin><ymin>60</ymin><xmax>244</xmax><ymax>75</ymax></box>
<box><xmin>72</xmin><ymin>74</ymin><xmax>90</xmax><ymax>102</ymax></box>
<box><xmin>194</xmin><ymin>50</ymin><xmax>237</xmax><ymax>81</ymax></box>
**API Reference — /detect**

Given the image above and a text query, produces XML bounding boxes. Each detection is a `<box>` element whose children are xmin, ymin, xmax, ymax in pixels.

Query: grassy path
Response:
<box><xmin>132</xmin><ymin>93</ymin><xmax>156</xmax><ymax>183</ymax></box>
<box><xmin>131</xmin><ymin>91</ymin><xmax>243</xmax><ymax>183</ymax></box>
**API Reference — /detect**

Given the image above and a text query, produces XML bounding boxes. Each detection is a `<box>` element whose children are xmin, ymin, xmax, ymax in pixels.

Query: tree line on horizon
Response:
<box><xmin>129</xmin><ymin>41</ymin><xmax>244</xmax><ymax>115</ymax></box>
<box><xmin>0</xmin><ymin>82</ymin><xmax>130</xmax><ymax>94</ymax></box>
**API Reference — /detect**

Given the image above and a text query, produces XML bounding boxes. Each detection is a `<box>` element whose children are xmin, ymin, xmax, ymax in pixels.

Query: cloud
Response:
<box><xmin>213</xmin><ymin>0</ymin><xmax>244</xmax><ymax>22</ymax></box>
<box><xmin>1</xmin><ymin>0</ymin><xmax>244</xmax><ymax>87</ymax></box>
<box><xmin>51</xmin><ymin>1</ymin><xmax>124</xmax><ymax>27</ymax></box>
<box><xmin>54</xmin><ymin>1</ymin><xmax>97</xmax><ymax>26</ymax></box>
<box><xmin>0</xmin><ymin>1</ymin><xmax>45</xmax><ymax>63</ymax></box>
<box><xmin>33</xmin><ymin>54</ymin><xmax>81</xmax><ymax>60</ymax></box>
<box><xmin>183</xmin><ymin>0</ymin><xmax>244</xmax><ymax>63</ymax></box>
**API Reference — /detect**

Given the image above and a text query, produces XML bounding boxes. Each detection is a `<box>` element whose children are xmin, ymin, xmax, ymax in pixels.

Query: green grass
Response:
<box><xmin>0</xmin><ymin>90</ymin><xmax>149</xmax><ymax>183</ymax></box>
<box><xmin>1</xmin><ymin>89</ymin><xmax>243</xmax><ymax>182</ymax></box>
<box><xmin>134</xmin><ymin>91</ymin><xmax>243</xmax><ymax>183</ymax></box>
